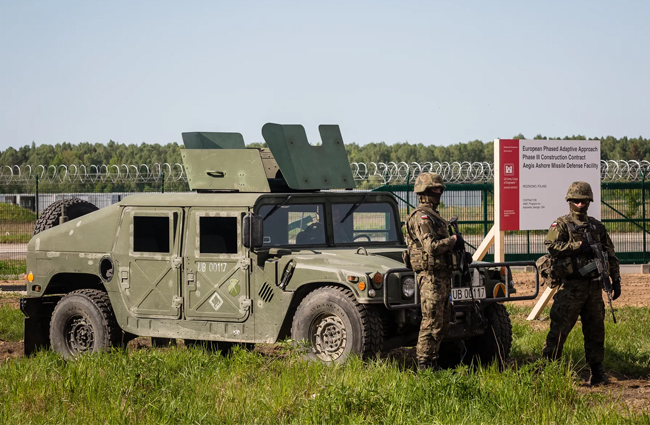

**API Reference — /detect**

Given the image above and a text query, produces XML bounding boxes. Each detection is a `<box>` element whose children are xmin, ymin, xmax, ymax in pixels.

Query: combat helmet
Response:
<box><xmin>565</xmin><ymin>181</ymin><xmax>594</xmax><ymax>202</ymax></box>
<box><xmin>414</xmin><ymin>172</ymin><xmax>446</xmax><ymax>194</ymax></box>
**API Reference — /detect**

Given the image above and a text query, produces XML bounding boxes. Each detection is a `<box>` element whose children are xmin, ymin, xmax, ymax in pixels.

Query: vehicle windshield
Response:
<box><xmin>258</xmin><ymin>202</ymin><xmax>399</xmax><ymax>247</ymax></box>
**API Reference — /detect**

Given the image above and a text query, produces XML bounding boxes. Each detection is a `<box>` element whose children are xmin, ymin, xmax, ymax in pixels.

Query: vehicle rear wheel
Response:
<box><xmin>50</xmin><ymin>289</ymin><xmax>121</xmax><ymax>359</ymax></box>
<box><xmin>33</xmin><ymin>198</ymin><xmax>98</xmax><ymax>235</ymax></box>
<box><xmin>465</xmin><ymin>303</ymin><xmax>512</xmax><ymax>365</ymax></box>
<box><xmin>291</xmin><ymin>286</ymin><xmax>382</xmax><ymax>364</ymax></box>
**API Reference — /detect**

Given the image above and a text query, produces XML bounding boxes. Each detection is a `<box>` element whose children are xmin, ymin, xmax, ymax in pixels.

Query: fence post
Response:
<box><xmin>643</xmin><ymin>171</ymin><xmax>647</xmax><ymax>263</ymax></box>
<box><xmin>35</xmin><ymin>174</ymin><xmax>39</xmax><ymax>217</ymax></box>
<box><xmin>482</xmin><ymin>185</ymin><xmax>488</xmax><ymax>236</ymax></box>
<box><xmin>405</xmin><ymin>170</ymin><xmax>410</xmax><ymax>216</ymax></box>
<box><xmin>161</xmin><ymin>172</ymin><xmax>165</xmax><ymax>194</ymax></box>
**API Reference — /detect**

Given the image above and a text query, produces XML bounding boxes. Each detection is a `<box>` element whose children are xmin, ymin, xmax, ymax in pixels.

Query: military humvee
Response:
<box><xmin>21</xmin><ymin>123</ymin><xmax>538</xmax><ymax>364</ymax></box>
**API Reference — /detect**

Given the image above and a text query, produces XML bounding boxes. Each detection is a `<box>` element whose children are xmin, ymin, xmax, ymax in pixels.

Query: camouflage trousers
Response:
<box><xmin>417</xmin><ymin>271</ymin><xmax>451</xmax><ymax>363</ymax></box>
<box><xmin>542</xmin><ymin>278</ymin><xmax>605</xmax><ymax>364</ymax></box>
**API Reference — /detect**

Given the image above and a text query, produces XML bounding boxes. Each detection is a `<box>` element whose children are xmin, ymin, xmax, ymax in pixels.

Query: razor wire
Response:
<box><xmin>350</xmin><ymin>160</ymin><xmax>650</xmax><ymax>184</ymax></box>
<box><xmin>0</xmin><ymin>163</ymin><xmax>185</xmax><ymax>185</ymax></box>
<box><xmin>0</xmin><ymin>160</ymin><xmax>648</xmax><ymax>185</ymax></box>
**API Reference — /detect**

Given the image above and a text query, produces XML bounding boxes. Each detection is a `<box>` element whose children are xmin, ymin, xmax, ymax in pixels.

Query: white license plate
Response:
<box><xmin>451</xmin><ymin>286</ymin><xmax>486</xmax><ymax>301</ymax></box>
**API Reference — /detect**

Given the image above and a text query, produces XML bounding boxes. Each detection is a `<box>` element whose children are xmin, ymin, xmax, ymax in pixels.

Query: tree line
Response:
<box><xmin>2</xmin><ymin>135</ymin><xmax>649</xmax><ymax>171</ymax></box>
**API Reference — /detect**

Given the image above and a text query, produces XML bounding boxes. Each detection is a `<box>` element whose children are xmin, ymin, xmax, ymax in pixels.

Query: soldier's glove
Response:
<box><xmin>579</xmin><ymin>241</ymin><xmax>593</xmax><ymax>256</ymax></box>
<box><xmin>612</xmin><ymin>277</ymin><xmax>621</xmax><ymax>300</ymax></box>
<box><xmin>454</xmin><ymin>234</ymin><xmax>465</xmax><ymax>250</ymax></box>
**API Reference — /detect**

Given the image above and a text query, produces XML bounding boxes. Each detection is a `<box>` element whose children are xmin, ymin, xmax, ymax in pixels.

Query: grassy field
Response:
<box><xmin>0</xmin><ymin>305</ymin><xmax>23</xmax><ymax>341</ymax></box>
<box><xmin>0</xmin><ymin>260</ymin><xmax>26</xmax><ymax>276</ymax></box>
<box><xmin>0</xmin><ymin>302</ymin><xmax>649</xmax><ymax>424</ymax></box>
<box><xmin>0</xmin><ymin>203</ymin><xmax>37</xmax><ymax>243</ymax></box>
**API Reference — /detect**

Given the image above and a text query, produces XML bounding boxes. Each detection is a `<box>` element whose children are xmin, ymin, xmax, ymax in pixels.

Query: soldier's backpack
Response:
<box><xmin>536</xmin><ymin>254</ymin><xmax>575</xmax><ymax>287</ymax></box>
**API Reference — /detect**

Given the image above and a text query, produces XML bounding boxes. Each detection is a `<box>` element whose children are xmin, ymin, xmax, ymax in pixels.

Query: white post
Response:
<box><xmin>493</xmin><ymin>139</ymin><xmax>506</xmax><ymax>262</ymax></box>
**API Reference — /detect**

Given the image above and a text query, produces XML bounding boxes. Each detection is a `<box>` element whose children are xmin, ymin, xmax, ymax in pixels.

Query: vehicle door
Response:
<box><xmin>113</xmin><ymin>207</ymin><xmax>183</xmax><ymax>318</ymax></box>
<box><xmin>184</xmin><ymin>208</ymin><xmax>250</xmax><ymax>322</ymax></box>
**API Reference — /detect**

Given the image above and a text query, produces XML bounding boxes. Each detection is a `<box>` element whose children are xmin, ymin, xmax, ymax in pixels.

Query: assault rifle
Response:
<box><xmin>449</xmin><ymin>216</ymin><xmax>471</xmax><ymax>283</ymax></box>
<box><xmin>577</xmin><ymin>224</ymin><xmax>617</xmax><ymax>324</ymax></box>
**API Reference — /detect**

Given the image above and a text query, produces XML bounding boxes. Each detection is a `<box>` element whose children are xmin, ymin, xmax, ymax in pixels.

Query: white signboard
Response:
<box><xmin>499</xmin><ymin>139</ymin><xmax>600</xmax><ymax>231</ymax></box>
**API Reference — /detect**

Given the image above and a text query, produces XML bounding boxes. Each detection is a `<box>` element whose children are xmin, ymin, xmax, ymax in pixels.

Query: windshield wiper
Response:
<box><xmin>340</xmin><ymin>193</ymin><xmax>369</xmax><ymax>223</ymax></box>
<box><xmin>263</xmin><ymin>195</ymin><xmax>292</xmax><ymax>220</ymax></box>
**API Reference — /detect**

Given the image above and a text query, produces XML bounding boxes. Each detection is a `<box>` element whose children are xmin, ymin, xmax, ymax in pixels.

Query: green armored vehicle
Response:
<box><xmin>21</xmin><ymin>123</ymin><xmax>538</xmax><ymax>364</ymax></box>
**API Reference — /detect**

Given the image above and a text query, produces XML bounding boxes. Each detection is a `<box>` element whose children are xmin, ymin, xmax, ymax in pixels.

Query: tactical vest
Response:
<box><xmin>544</xmin><ymin>215</ymin><xmax>604</xmax><ymax>282</ymax></box>
<box><xmin>564</xmin><ymin>216</ymin><xmax>605</xmax><ymax>277</ymax></box>
<box><xmin>405</xmin><ymin>205</ymin><xmax>457</xmax><ymax>273</ymax></box>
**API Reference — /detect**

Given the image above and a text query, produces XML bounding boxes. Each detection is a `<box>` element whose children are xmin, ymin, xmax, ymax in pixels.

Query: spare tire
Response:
<box><xmin>33</xmin><ymin>198</ymin><xmax>98</xmax><ymax>235</ymax></box>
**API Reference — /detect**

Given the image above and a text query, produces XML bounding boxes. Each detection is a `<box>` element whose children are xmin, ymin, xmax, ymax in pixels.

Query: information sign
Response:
<box><xmin>498</xmin><ymin>139</ymin><xmax>600</xmax><ymax>231</ymax></box>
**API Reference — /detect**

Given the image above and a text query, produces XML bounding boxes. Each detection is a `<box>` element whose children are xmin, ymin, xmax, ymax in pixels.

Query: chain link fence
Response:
<box><xmin>376</xmin><ymin>181</ymin><xmax>649</xmax><ymax>264</ymax></box>
<box><xmin>0</xmin><ymin>174</ymin><xmax>188</xmax><ymax>278</ymax></box>
<box><xmin>1</xmin><ymin>160</ymin><xmax>647</xmax><ymax>278</ymax></box>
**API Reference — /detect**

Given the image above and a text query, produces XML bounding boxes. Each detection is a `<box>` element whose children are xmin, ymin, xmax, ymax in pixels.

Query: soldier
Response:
<box><xmin>406</xmin><ymin>172</ymin><xmax>463</xmax><ymax>371</ymax></box>
<box><xmin>542</xmin><ymin>181</ymin><xmax>621</xmax><ymax>386</ymax></box>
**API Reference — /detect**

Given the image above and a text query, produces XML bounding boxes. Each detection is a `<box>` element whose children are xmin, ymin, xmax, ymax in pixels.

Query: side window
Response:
<box><xmin>200</xmin><ymin>217</ymin><xmax>238</xmax><ymax>254</ymax></box>
<box><xmin>133</xmin><ymin>216</ymin><xmax>170</xmax><ymax>253</ymax></box>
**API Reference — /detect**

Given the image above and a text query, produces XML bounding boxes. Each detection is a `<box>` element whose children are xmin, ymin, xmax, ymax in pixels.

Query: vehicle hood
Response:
<box><xmin>28</xmin><ymin>204</ymin><xmax>121</xmax><ymax>253</ymax></box>
<box><xmin>277</xmin><ymin>247</ymin><xmax>407</xmax><ymax>291</ymax></box>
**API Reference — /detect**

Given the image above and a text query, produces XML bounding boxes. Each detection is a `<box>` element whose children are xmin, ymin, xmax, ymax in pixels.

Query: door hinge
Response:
<box><xmin>172</xmin><ymin>296</ymin><xmax>183</xmax><ymax>309</ymax></box>
<box><xmin>172</xmin><ymin>256</ymin><xmax>182</xmax><ymax>269</ymax></box>
<box><xmin>240</xmin><ymin>259</ymin><xmax>250</xmax><ymax>271</ymax></box>
<box><xmin>240</xmin><ymin>298</ymin><xmax>252</xmax><ymax>310</ymax></box>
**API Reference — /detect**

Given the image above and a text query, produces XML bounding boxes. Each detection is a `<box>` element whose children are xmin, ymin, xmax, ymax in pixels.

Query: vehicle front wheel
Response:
<box><xmin>50</xmin><ymin>289</ymin><xmax>121</xmax><ymax>359</ymax></box>
<box><xmin>291</xmin><ymin>286</ymin><xmax>382</xmax><ymax>364</ymax></box>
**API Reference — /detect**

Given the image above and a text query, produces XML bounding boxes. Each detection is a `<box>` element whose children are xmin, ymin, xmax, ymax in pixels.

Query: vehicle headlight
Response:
<box><xmin>401</xmin><ymin>276</ymin><xmax>416</xmax><ymax>298</ymax></box>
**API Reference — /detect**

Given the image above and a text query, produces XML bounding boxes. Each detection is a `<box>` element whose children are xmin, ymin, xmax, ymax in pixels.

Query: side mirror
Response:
<box><xmin>243</xmin><ymin>213</ymin><xmax>264</xmax><ymax>249</ymax></box>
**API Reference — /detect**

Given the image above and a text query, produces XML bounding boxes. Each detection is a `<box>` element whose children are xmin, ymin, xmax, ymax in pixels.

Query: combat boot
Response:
<box><xmin>417</xmin><ymin>360</ymin><xmax>430</xmax><ymax>372</ymax></box>
<box><xmin>417</xmin><ymin>359</ymin><xmax>438</xmax><ymax>372</ymax></box>
<box><xmin>588</xmin><ymin>363</ymin><xmax>609</xmax><ymax>386</ymax></box>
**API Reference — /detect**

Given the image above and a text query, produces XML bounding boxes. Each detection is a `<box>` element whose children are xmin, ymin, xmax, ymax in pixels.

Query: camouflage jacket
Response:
<box><xmin>406</xmin><ymin>203</ymin><xmax>456</xmax><ymax>272</ymax></box>
<box><xmin>545</xmin><ymin>211</ymin><xmax>620</xmax><ymax>280</ymax></box>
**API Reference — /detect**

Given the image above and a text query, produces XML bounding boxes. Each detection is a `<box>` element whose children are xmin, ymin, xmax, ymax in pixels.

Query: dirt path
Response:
<box><xmin>512</xmin><ymin>273</ymin><xmax>650</xmax><ymax>307</ymax></box>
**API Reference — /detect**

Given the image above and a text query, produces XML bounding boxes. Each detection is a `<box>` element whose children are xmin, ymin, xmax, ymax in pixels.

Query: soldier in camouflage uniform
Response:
<box><xmin>542</xmin><ymin>181</ymin><xmax>621</xmax><ymax>386</ymax></box>
<box><xmin>406</xmin><ymin>173</ymin><xmax>463</xmax><ymax>371</ymax></box>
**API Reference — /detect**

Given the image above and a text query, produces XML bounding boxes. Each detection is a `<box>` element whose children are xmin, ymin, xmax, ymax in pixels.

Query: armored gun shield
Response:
<box><xmin>181</xmin><ymin>123</ymin><xmax>355</xmax><ymax>192</ymax></box>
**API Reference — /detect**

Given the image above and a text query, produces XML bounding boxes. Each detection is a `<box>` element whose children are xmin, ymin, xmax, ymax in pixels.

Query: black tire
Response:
<box><xmin>50</xmin><ymin>289</ymin><xmax>121</xmax><ymax>359</ymax></box>
<box><xmin>291</xmin><ymin>286</ymin><xmax>383</xmax><ymax>363</ymax></box>
<box><xmin>465</xmin><ymin>303</ymin><xmax>512</xmax><ymax>365</ymax></box>
<box><xmin>33</xmin><ymin>198</ymin><xmax>98</xmax><ymax>236</ymax></box>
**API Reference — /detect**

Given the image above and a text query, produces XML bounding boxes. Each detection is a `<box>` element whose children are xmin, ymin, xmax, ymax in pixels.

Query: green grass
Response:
<box><xmin>0</xmin><ymin>203</ymin><xmax>36</xmax><ymax>243</ymax></box>
<box><xmin>0</xmin><ymin>260</ymin><xmax>26</xmax><ymax>276</ymax></box>
<box><xmin>0</xmin><ymin>305</ymin><xmax>23</xmax><ymax>341</ymax></box>
<box><xmin>0</xmin><ymin>203</ymin><xmax>37</xmax><ymax>221</ymax></box>
<box><xmin>0</xmin><ymin>304</ymin><xmax>648</xmax><ymax>423</ymax></box>
<box><xmin>508</xmin><ymin>305</ymin><xmax>650</xmax><ymax>376</ymax></box>
<box><xmin>1</xmin><ymin>348</ymin><xmax>646</xmax><ymax>424</ymax></box>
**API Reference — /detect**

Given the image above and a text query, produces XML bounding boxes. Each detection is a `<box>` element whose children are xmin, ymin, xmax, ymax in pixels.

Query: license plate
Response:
<box><xmin>451</xmin><ymin>286</ymin><xmax>486</xmax><ymax>301</ymax></box>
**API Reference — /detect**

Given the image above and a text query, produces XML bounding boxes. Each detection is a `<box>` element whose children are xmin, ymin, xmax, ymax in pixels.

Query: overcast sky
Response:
<box><xmin>0</xmin><ymin>0</ymin><xmax>648</xmax><ymax>151</ymax></box>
